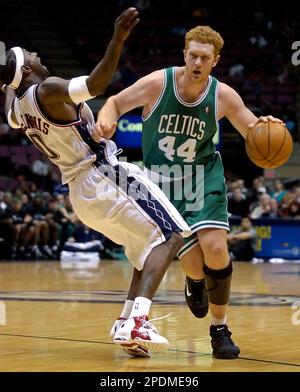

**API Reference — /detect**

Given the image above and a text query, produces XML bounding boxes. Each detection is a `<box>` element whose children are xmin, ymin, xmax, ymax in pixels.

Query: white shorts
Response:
<box><xmin>69</xmin><ymin>161</ymin><xmax>191</xmax><ymax>270</ymax></box>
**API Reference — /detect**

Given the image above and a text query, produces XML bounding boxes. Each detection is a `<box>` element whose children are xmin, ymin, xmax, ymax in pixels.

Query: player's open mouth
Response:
<box><xmin>193</xmin><ymin>70</ymin><xmax>201</xmax><ymax>76</ymax></box>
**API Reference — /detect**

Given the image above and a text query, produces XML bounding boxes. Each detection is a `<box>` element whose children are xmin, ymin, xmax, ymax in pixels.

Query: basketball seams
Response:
<box><xmin>251</xmin><ymin>125</ymin><xmax>267</xmax><ymax>159</ymax></box>
<box><xmin>246</xmin><ymin>123</ymin><xmax>293</xmax><ymax>168</ymax></box>
<box><xmin>246</xmin><ymin>129</ymin><xmax>265</xmax><ymax>162</ymax></box>
<box><xmin>268</xmin><ymin>125</ymin><xmax>287</xmax><ymax>162</ymax></box>
<box><xmin>267</xmin><ymin>121</ymin><xmax>271</xmax><ymax>157</ymax></box>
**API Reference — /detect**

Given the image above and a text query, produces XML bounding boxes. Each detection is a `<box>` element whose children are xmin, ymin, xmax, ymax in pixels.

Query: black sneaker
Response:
<box><xmin>184</xmin><ymin>277</ymin><xmax>209</xmax><ymax>318</ymax></box>
<box><xmin>210</xmin><ymin>324</ymin><xmax>240</xmax><ymax>359</ymax></box>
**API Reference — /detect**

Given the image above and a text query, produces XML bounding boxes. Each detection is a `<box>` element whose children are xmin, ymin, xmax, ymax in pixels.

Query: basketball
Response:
<box><xmin>245</xmin><ymin>122</ymin><xmax>293</xmax><ymax>169</ymax></box>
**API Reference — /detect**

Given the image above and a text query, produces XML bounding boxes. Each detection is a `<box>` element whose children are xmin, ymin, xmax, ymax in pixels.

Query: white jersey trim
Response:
<box><xmin>142</xmin><ymin>70</ymin><xmax>167</xmax><ymax>121</ymax></box>
<box><xmin>173</xmin><ymin>67</ymin><xmax>212</xmax><ymax>107</ymax></box>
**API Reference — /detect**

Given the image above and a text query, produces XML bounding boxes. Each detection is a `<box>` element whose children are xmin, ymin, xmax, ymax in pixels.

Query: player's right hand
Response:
<box><xmin>114</xmin><ymin>7</ymin><xmax>140</xmax><ymax>42</ymax></box>
<box><xmin>91</xmin><ymin>121</ymin><xmax>118</xmax><ymax>142</ymax></box>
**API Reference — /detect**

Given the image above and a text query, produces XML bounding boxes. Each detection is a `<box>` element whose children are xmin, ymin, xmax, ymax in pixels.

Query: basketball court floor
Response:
<box><xmin>0</xmin><ymin>259</ymin><xmax>299</xmax><ymax>372</ymax></box>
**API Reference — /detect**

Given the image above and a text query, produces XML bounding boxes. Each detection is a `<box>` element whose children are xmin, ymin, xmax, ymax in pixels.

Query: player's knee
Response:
<box><xmin>204</xmin><ymin>241</ymin><xmax>227</xmax><ymax>261</ymax></box>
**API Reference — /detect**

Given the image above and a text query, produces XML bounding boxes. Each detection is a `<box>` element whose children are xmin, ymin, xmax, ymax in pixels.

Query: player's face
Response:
<box><xmin>23</xmin><ymin>49</ymin><xmax>50</xmax><ymax>80</ymax></box>
<box><xmin>184</xmin><ymin>41</ymin><xmax>219</xmax><ymax>82</ymax></box>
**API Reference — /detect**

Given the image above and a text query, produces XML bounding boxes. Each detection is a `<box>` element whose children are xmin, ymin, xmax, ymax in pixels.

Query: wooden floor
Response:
<box><xmin>0</xmin><ymin>259</ymin><xmax>299</xmax><ymax>372</ymax></box>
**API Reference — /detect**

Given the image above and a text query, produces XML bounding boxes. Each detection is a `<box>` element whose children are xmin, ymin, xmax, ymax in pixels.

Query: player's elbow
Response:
<box><xmin>86</xmin><ymin>78</ymin><xmax>108</xmax><ymax>97</ymax></box>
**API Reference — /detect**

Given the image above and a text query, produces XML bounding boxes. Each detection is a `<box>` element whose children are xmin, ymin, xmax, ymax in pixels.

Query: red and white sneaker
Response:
<box><xmin>113</xmin><ymin>315</ymin><xmax>169</xmax><ymax>351</ymax></box>
<box><xmin>110</xmin><ymin>317</ymin><xmax>151</xmax><ymax>357</ymax></box>
<box><xmin>110</xmin><ymin>317</ymin><xmax>126</xmax><ymax>339</ymax></box>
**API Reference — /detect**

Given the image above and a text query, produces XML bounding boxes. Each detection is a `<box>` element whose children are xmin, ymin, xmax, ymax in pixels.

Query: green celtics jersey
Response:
<box><xmin>142</xmin><ymin>67</ymin><xmax>219</xmax><ymax>171</ymax></box>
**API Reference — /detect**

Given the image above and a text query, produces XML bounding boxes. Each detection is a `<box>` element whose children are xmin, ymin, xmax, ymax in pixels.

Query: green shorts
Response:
<box><xmin>161</xmin><ymin>152</ymin><xmax>229</xmax><ymax>258</ymax></box>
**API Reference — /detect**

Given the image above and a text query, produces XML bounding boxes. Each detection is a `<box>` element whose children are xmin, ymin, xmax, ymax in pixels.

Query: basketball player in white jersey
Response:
<box><xmin>0</xmin><ymin>7</ymin><xmax>192</xmax><ymax>357</ymax></box>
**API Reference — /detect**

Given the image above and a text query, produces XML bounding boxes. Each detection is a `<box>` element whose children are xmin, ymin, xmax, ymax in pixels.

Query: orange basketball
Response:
<box><xmin>245</xmin><ymin>122</ymin><xmax>293</xmax><ymax>169</ymax></box>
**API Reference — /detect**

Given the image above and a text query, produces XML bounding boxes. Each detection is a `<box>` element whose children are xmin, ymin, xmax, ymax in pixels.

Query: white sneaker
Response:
<box><xmin>113</xmin><ymin>315</ymin><xmax>169</xmax><ymax>351</ymax></box>
<box><xmin>110</xmin><ymin>317</ymin><xmax>151</xmax><ymax>357</ymax></box>
<box><xmin>110</xmin><ymin>317</ymin><xmax>126</xmax><ymax>339</ymax></box>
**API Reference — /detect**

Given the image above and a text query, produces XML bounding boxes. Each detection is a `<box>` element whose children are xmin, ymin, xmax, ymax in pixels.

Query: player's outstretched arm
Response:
<box><xmin>92</xmin><ymin>70</ymin><xmax>163</xmax><ymax>141</ymax></box>
<box><xmin>38</xmin><ymin>7</ymin><xmax>139</xmax><ymax>105</ymax></box>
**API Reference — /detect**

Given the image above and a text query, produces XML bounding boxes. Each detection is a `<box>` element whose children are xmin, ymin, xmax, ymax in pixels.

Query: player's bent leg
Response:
<box><xmin>113</xmin><ymin>233</ymin><xmax>182</xmax><ymax>351</ymax></box>
<box><xmin>180</xmin><ymin>243</ymin><xmax>208</xmax><ymax>319</ymax></box>
<box><xmin>111</xmin><ymin>269</ymin><xmax>151</xmax><ymax>357</ymax></box>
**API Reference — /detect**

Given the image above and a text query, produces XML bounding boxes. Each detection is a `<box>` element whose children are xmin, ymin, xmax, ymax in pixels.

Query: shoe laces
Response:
<box><xmin>142</xmin><ymin>313</ymin><xmax>173</xmax><ymax>330</ymax></box>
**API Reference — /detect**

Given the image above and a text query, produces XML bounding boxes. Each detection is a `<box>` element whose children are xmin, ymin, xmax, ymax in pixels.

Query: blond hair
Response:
<box><xmin>185</xmin><ymin>26</ymin><xmax>224</xmax><ymax>56</ymax></box>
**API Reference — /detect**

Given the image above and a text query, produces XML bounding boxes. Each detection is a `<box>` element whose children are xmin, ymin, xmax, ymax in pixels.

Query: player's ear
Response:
<box><xmin>21</xmin><ymin>64</ymin><xmax>31</xmax><ymax>75</ymax></box>
<box><xmin>183</xmin><ymin>49</ymin><xmax>187</xmax><ymax>62</ymax></box>
<box><xmin>212</xmin><ymin>55</ymin><xmax>220</xmax><ymax>68</ymax></box>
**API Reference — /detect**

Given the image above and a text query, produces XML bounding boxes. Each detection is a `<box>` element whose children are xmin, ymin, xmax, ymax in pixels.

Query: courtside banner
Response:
<box><xmin>230</xmin><ymin>217</ymin><xmax>300</xmax><ymax>260</ymax></box>
<box><xmin>115</xmin><ymin>114</ymin><xmax>143</xmax><ymax>148</ymax></box>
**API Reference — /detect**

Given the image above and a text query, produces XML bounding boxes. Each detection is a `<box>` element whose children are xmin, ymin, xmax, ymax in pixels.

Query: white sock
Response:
<box><xmin>129</xmin><ymin>297</ymin><xmax>152</xmax><ymax>318</ymax></box>
<box><xmin>211</xmin><ymin>317</ymin><xmax>227</xmax><ymax>326</ymax></box>
<box><xmin>119</xmin><ymin>300</ymin><xmax>134</xmax><ymax>319</ymax></box>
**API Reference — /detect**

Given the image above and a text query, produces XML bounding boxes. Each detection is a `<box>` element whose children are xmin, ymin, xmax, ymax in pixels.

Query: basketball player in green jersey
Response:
<box><xmin>93</xmin><ymin>26</ymin><xmax>283</xmax><ymax>359</ymax></box>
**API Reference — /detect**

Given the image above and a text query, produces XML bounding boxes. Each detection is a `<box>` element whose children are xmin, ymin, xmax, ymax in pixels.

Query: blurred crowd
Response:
<box><xmin>1</xmin><ymin>172</ymin><xmax>299</xmax><ymax>261</ymax></box>
<box><xmin>227</xmin><ymin>177</ymin><xmax>300</xmax><ymax>220</ymax></box>
<box><xmin>0</xmin><ymin>180</ymin><xmax>125</xmax><ymax>261</ymax></box>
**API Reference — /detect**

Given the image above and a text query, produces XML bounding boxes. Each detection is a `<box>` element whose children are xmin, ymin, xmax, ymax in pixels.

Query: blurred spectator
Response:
<box><xmin>228</xmin><ymin>188</ymin><xmax>249</xmax><ymax>218</ymax></box>
<box><xmin>270</xmin><ymin>179</ymin><xmax>287</xmax><ymax>203</ymax></box>
<box><xmin>229</xmin><ymin>63</ymin><xmax>245</xmax><ymax>77</ymax></box>
<box><xmin>31</xmin><ymin>155</ymin><xmax>50</xmax><ymax>190</ymax></box>
<box><xmin>247</xmin><ymin>176</ymin><xmax>268</xmax><ymax>205</ymax></box>
<box><xmin>228</xmin><ymin>217</ymin><xmax>257</xmax><ymax>261</ymax></box>
<box><xmin>236</xmin><ymin>179</ymin><xmax>248</xmax><ymax>194</ymax></box>
<box><xmin>249</xmin><ymin>34</ymin><xmax>268</xmax><ymax>48</ymax></box>
<box><xmin>250</xmin><ymin>194</ymin><xmax>278</xmax><ymax>219</ymax></box>
<box><xmin>287</xmin><ymin>200</ymin><xmax>300</xmax><ymax>218</ymax></box>
<box><xmin>60</xmin><ymin>223</ymin><xmax>104</xmax><ymax>264</ymax></box>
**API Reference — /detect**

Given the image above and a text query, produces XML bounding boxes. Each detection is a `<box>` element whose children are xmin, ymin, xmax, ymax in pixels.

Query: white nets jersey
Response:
<box><xmin>12</xmin><ymin>83</ymin><xmax>191</xmax><ymax>269</ymax></box>
<box><xmin>12</xmin><ymin>84</ymin><xmax>118</xmax><ymax>184</ymax></box>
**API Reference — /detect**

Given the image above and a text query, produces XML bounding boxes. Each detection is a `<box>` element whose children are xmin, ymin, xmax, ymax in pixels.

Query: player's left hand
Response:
<box><xmin>113</xmin><ymin>7</ymin><xmax>140</xmax><ymax>43</ymax></box>
<box><xmin>91</xmin><ymin>120</ymin><xmax>118</xmax><ymax>142</ymax></box>
<box><xmin>249</xmin><ymin>115</ymin><xmax>285</xmax><ymax>129</ymax></box>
